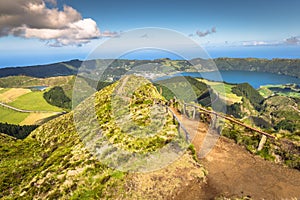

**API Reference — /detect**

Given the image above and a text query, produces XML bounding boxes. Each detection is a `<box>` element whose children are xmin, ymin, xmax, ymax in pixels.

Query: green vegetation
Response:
<box><xmin>232</xmin><ymin>83</ymin><xmax>264</xmax><ymax>111</ymax></box>
<box><xmin>226</xmin><ymin>103</ymin><xmax>243</xmax><ymax>118</ymax></box>
<box><xmin>1</xmin><ymin>58</ymin><xmax>300</xmax><ymax>80</ymax></box>
<box><xmin>0</xmin><ymin>75</ymin><xmax>206</xmax><ymax>199</ymax></box>
<box><xmin>0</xmin><ymin>106</ymin><xmax>29</xmax><ymax>124</ymax></box>
<box><xmin>259</xmin><ymin>84</ymin><xmax>300</xmax><ymax>98</ymax></box>
<box><xmin>155</xmin><ymin>76</ymin><xmax>208</xmax><ymax>103</ymax></box>
<box><xmin>44</xmin><ymin>86</ymin><xmax>72</xmax><ymax>110</ymax></box>
<box><xmin>222</xmin><ymin>125</ymin><xmax>300</xmax><ymax>169</ymax></box>
<box><xmin>0</xmin><ymin>116</ymin><xmax>126</xmax><ymax>199</ymax></box>
<box><xmin>197</xmin><ymin>78</ymin><xmax>242</xmax><ymax>104</ymax></box>
<box><xmin>257</xmin><ymin>86</ymin><xmax>273</xmax><ymax>98</ymax></box>
<box><xmin>8</xmin><ymin>91</ymin><xmax>63</xmax><ymax>112</ymax></box>
<box><xmin>0</xmin><ymin>122</ymin><xmax>38</xmax><ymax>139</ymax></box>
<box><xmin>214</xmin><ymin>57</ymin><xmax>300</xmax><ymax>78</ymax></box>
<box><xmin>92</xmin><ymin>76</ymin><xmax>182</xmax><ymax>153</ymax></box>
<box><xmin>0</xmin><ymin>88</ymin><xmax>10</xmax><ymax>94</ymax></box>
<box><xmin>0</xmin><ymin>75</ymin><xmax>74</xmax><ymax>88</ymax></box>
<box><xmin>261</xmin><ymin>95</ymin><xmax>300</xmax><ymax>132</ymax></box>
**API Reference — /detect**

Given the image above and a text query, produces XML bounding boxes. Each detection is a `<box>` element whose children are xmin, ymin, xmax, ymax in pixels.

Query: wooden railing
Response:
<box><xmin>165</xmin><ymin>106</ymin><xmax>190</xmax><ymax>142</ymax></box>
<box><xmin>156</xmin><ymin>98</ymin><xmax>275</xmax><ymax>151</ymax></box>
<box><xmin>178</xmin><ymin>101</ymin><xmax>276</xmax><ymax>151</ymax></box>
<box><xmin>182</xmin><ymin>102</ymin><xmax>275</xmax><ymax>139</ymax></box>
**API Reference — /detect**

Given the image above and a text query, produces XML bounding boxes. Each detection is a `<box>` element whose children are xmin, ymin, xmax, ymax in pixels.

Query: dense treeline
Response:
<box><xmin>232</xmin><ymin>83</ymin><xmax>264</xmax><ymax>111</ymax></box>
<box><xmin>43</xmin><ymin>86</ymin><xmax>72</xmax><ymax>109</ymax></box>
<box><xmin>0</xmin><ymin>123</ymin><xmax>38</xmax><ymax>139</ymax></box>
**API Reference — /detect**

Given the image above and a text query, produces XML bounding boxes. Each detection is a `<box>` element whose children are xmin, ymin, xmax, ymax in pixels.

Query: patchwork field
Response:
<box><xmin>8</xmin><ymin>91</ymin><xmax>63</xmax><ymax>112</ymax></box>
<box><xmin>0</xmin><ymin>106</ymin><xmax>29</xmax><ymax>124</ymax></box>
<box><xmin>20</xmin><ymin>112</ymin><xmax>58</xmax><ymax>125</ymax></box>
<box><xmin>0</xmin><ymin>88</ymin><xmax>32</xmax><ymax>103</ymax></box>
<box><xmin>0</xmin><ymin>87</ymin><xmax>64</xmax><ymax>125</ymax></box>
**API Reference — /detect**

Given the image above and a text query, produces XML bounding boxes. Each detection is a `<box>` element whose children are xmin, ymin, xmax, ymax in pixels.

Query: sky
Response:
<box><xmin>1</xmin><ymin>0</ymin><xmax>300</xmax><ymax>68</ymax></box>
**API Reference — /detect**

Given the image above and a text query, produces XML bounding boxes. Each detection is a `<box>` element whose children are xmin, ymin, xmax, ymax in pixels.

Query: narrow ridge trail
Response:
<box><xmin>169</xmin><ymin>108</ymin><xmax>300</xmax><ymax>200</ymax></box>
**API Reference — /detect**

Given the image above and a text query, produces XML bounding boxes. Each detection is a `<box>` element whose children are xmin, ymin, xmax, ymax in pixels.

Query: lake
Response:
<box><xmin>27</xmin><ymin>86</ymin><xmax>48</xmax><ymax>91</ymax></box>
<box><xmin>171</xmin><ymin>70</ymin><xmax>300</xmax><ymax>89</ymax></box>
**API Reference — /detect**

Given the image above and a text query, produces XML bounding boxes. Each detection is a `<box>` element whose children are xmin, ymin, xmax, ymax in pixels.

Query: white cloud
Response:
<box><xmin>242</xmin><ymin>41</ymin><xmax>270</xmax><ymax>46</ymax></box>
<box><xmin>239</xmin><ymin>36</ymin><xmax>300</xmax><ymax>47</ymax></box>
<box><xmin>0</xmin><ymin>0</ymin><xmax>115</xmax><ymax>46</ymax></box>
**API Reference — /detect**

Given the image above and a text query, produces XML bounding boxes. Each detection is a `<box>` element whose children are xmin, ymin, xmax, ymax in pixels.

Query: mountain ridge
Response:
<box><xmin>1</xmin><ymin>57</ymin><xmax>300</xmax><ymax>78</ymax></box>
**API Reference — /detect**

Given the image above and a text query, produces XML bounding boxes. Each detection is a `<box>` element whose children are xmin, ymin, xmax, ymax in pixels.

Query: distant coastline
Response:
<box><xmin>1</xmin><ymin>58</ymin><xmax>300</xmax><ymax>80</ymax></box>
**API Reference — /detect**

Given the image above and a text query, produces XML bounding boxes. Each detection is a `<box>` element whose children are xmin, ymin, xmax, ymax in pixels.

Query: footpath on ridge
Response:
<box><xmin>169</xmin><ymin>108</ymin><xmax>300</xmax><ymax>200</ymax></box>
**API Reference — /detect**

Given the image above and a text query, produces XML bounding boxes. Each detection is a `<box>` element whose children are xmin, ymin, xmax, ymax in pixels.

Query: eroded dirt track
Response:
<box><xmin>170</xmin><ymin>108</ymin><xmax>300</xmax><ymax>200</ymax></box>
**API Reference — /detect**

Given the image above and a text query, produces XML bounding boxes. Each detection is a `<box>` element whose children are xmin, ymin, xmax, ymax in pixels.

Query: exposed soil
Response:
<box><xmin>170</xmin><ymin>108</ymin><xmax>300</xmax><ymax>200</ymax></box>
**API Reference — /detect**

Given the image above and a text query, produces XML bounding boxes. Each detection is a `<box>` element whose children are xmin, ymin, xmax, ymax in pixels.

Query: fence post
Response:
<box><xmin>185</xmin><ymin>130</ymin><xmax>190</xmax><ymax>142</ymax></box>
<box><xmin>257</xmin><ymin>135</ymin><xmax>267</xmax><ymax>151</ymax></box>
<box><xmin>183</xmin><ymin>103</ymin><xmax>186</xmax><ymax>116</ymax></box>
<box><xmin>177</xmin><ymin>123</ymin><xmax>181</xmax><ymax>136</ymax></box>
<box><xmin>192</xmin><ymin>106</ymin><xmax>196</xmax><ymax>119</ymax></box>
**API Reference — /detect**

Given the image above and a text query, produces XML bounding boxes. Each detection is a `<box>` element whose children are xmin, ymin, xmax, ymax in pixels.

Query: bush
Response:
<box><xmin>0</xmin><ymin>122</ymin><xmax>38</xmax><ymax>139</ymax></box>
<box><xmin>232</xmin><ymin>83</ymin><xmax>264</xmax><ymax>111</ymax></box>
<box><xmin>43</xmin><ymin>86</ymin><xmax>71</xmax><ymax>109</ymax></box>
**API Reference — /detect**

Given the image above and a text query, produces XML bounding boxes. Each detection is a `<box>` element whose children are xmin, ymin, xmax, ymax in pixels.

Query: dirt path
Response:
<box><xmin>170</xmin><ymin>108</ymin><xmax>300</xmax><ymax>199</ymax></box>
<box><xmin>0</xmin><ymin>102</ymin><xmax>63</xmax><ymax>114</ymax></box>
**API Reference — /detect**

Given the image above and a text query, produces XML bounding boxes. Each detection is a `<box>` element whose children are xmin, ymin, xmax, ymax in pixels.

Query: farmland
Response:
<box><xmin>0</xmin><ymin>87</ymin><xmax>64</xmax><ymax>125</ymax></box>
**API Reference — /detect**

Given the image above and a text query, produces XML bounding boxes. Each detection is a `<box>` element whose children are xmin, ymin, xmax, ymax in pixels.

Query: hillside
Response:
<box><xmin>214</xmin><ymin>57</ymin><xmax>300</xmax><ymax>78</ymax></box>
<box><xmin>0</xmin><ymin>60</ymin><xmax>82</xmax><ymax>78</ymax></box>
<box><xmin>1</xmin><ymin>58</ymin><xmax>300</xmax><ymax>79</ymax></box>
<box><xmin>0</xmin><ymin>75</ymin><xmax>206</xmax><ymax>199</ymax></box>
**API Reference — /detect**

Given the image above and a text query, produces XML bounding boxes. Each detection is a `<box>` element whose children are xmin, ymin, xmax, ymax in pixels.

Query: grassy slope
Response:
<box><xmin>197</xmin><ymin>78</ymin><xmax>242</xmax><ymax>104</ymax></box>
<box><xmin>259</xmin><ymin>84</ymin><xmax>300</xmax><ymax>98</ymax></box>
<box><xmin>0</xmin><ymin>106</ymin><xmax>29</xmax><ymax>124</ymax></box>
<box><xmin>0</xmin><ymin>88</ymin><xmax>10</xmax><ymax>94</ymax></box>
<box><xmin>20</xmin><ymin>112</ymin><xmax>58</xmax><ymax>125</ymax></box>
<box><xmin>258</xmin><ymin>86</ymin><xmax>273</xmax><ymax>98</ymax></box>
<box><xmin>0</xmin><ymin>75</ymin><xmax>73</xmax><ymax>88</ymax></box>
<box><xmin>8</xmin><ymin>91</ymin><xmax>63</xmax><ymax>112</ymax></box>
<box><xmin>0</xmin><ymin>76</ymin><xmax>206</xmax><ymax>199</ymax></box>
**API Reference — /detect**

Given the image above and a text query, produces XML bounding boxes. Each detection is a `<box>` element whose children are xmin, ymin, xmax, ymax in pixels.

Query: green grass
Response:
<box><xmin>0</xmin><ymin>106</ymin><xmax>29</xmax><ymax>124</ymax></box>
<box><xmin>258</xmin><ymin>87</ymin><xmax>274</xmax><ymax>98</ymax></box>
<box><xmin>8</xmin><ymin>91</ymin><xmax>63</xmax><ymax>112</ymax></box>
<box><xmin>0</xmin><ymin>88</ymin><xmax>10</xmax><ymax>94</ymax></box>
<box><xmin>197</xmin><ymin>79</ymin><xmax>242</xmax><ymax>104</ymax></box>
<box><xmin>260</xmin><ymin>84</ymin><xmax>300</xmax><ymax>98</ymax></box>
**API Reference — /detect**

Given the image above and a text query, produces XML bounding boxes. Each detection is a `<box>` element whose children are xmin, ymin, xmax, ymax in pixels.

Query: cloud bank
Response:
<box><xmin>239</xmin><ymin>36</ymin><xmax>300</xmax><ymax>47</ymax></box>
<box><xmin>0</xmin><ymin>0</ymin><xmax>117</xmax><ymax>46</ymax></box>
<box><xmin>189</xmin><ymin>27</ymin><xmax>216</xmax><ymax>38</ymax></box>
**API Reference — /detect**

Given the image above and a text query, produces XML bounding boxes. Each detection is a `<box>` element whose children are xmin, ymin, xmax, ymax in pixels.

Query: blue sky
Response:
<box><xmin>1</xmin><ymin>0</ymin><xmax>300</xmax><ymax>68</ymax></box>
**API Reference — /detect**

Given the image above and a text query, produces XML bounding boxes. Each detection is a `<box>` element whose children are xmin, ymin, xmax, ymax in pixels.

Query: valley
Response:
<box><xmin>0</xmin><ymin>59</ymin><xmax>299</xmax><ymax>199</ymax></box>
